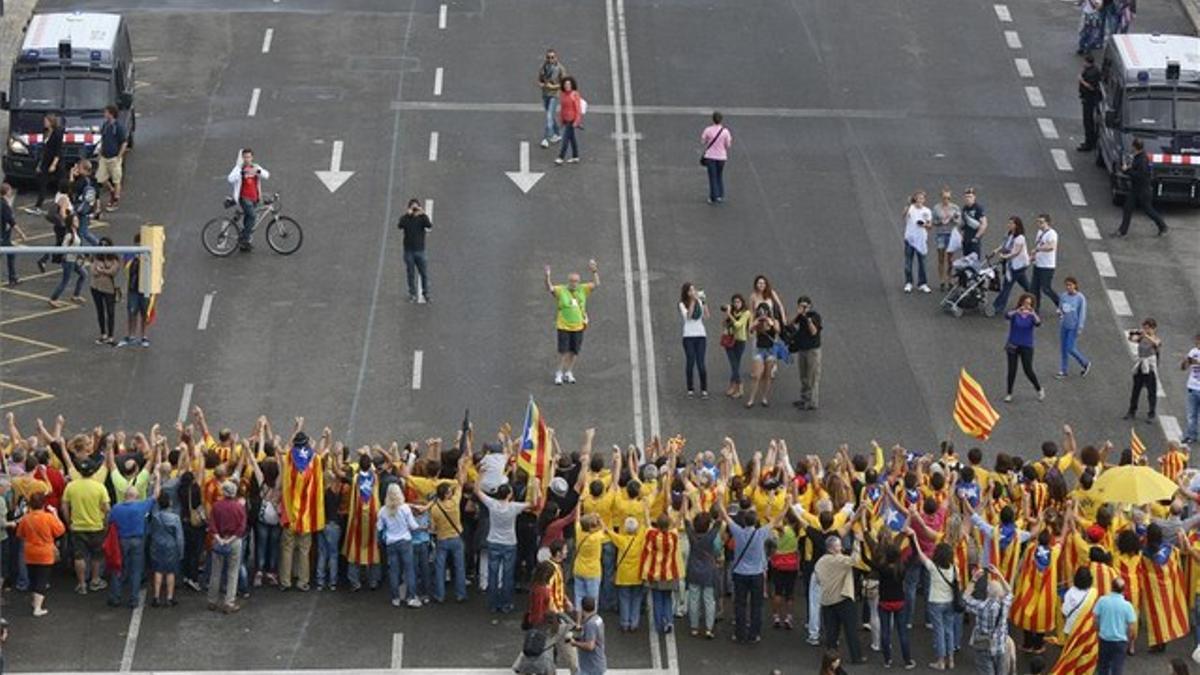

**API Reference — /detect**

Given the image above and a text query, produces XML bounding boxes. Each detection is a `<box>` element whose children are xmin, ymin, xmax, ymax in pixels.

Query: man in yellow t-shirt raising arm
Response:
<box><xmin>545</xmin><ymin>259</ymin><xmax>599</xmax><ymax>385</ymax></box>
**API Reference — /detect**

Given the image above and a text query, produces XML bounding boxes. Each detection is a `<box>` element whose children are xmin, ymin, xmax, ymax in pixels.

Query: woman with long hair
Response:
<box><xmin>555</xmin><ymin>76</ymin><xmax>582</xmax><ymax>165</ymax></box>
<box><xmin>902</xmin><ymin>189</ymin><xmax>933</xmax><ymax>294</ymax></box>
<box><xmin>1003</xmin><ymin>293</ymin><xmax>1044</xmax><ymax>403</ymax></box>
<box><xmin>678</xmin><ymin>282</ymin><xmax>710</xmax><ymax>399</ymax></box>
<box><xmin>863</xmin><ymin>531</ymin><xmax>914</xmax><ymax>669</ymax></box>
<box><xmin>745</xmin><ymin>302</ymin><xmax>779</xmax><ymax>408</ymax></box>
<box><xmin>89</xmin><ymin>237</ymin><xmax>121</xmax><ymax>344</ymax></box>
<box><xmin>377</xmin><ymin>481</ymin><xmax>425</xmax><ymax>608</ymax></box>
<box><xmin>992</xmin><ymin>216</ymin><xmax>1031</xmax><ymax>314</ymax></box>
<box><xmin>721</xmin><ymin>294</ymin><xmax>750</xmax><ymax>398</ymax></box>
<box><xmin>749</xmin><ymin>274</ymin><xmax>786</xmax><ymax>323</ymax></box>
<box><xmin>47</xmin><ymin>182</ymin><xmax>87</xmax><ymax>308</ymax></box>
<box><xmin>819</xmin><ymin>649</ymin><xmax>846</xmax><ymax>675</ymax></box>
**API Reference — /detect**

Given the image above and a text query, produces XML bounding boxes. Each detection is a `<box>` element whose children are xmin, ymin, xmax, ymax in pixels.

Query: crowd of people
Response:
<box><xmin>5</xmin><ymin>405</ymin><xmax>1200</xmax><ymax>674</ymax></box>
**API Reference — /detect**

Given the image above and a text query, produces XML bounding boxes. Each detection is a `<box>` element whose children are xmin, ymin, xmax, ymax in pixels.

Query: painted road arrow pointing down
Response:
<box><xmin>315</xmin><ymin>140</ymin><xmax>355</xmax><ymax>193</ymax></box>
<box><xmin>505</xmin><ymin>141</ymin><xmax>544</xmax><ymax>194</ymax></box>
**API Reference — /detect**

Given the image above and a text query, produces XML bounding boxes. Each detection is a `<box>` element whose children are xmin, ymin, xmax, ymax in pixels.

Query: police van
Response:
<box><xmin>0</xmin><ymin>12</ymin><xmax>136</xmax><ymax>182</ymax></box>
<box><xmin>1095</xmin><ymin>33</ymin><xmax>1200</xmax><ymax>205</ymax></box>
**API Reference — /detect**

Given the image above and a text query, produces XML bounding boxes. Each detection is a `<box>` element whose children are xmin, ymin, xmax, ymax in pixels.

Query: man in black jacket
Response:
<box><xmin>397</xmin><ymin>198</ymin><xmax>432</xmax><ymax>303</ymax></box>
<box><xmin>1</xmin><ymin>183</ymin><xmax>27</xmax><ymax>286</ymax></box>
<box><xmin>1076</xmin><ymin>56</ymin><xmax>1102</xmax><ymax>152</ymax></box>
<box><xmin>1116</xmin><ymin>139</ymin><xmax>1168</xmax><ymax>237</ymax></box>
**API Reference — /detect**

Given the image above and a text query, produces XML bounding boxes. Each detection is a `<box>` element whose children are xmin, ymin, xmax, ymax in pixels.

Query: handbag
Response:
<box><xmin>699</xmin><ymin>126</ymin><xmax>726</xmax><ymax>166</ymax></box>
<box><xmin>720</xmin><ymin>332</ymin><xmax>736</xmax><ymax>349</ymax></box>
<box><xmin>934</xmin><ymin>565</ymin><xmax>966</xmax><ymax>613</ymax></box>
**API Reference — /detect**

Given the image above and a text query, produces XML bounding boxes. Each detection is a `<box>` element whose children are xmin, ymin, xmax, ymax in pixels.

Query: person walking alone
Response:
<box><xmin>1115</xmin><ymin>139</ymin><xmax>1168</xmax><ymax>237</ymax></box>
<box><xmin>96</xmin><ymin>105</ymin><xmax>129</xmax><ymax>211</ymax></box>
<box><xmin>902</xmin><ymin>190</ymin><xmax>933</xmax><ymax>294</ymax></box>
<box><xmin>0</xmin><ymin>183</ymin><xmax>25</xmax><ymax>287</ymax></box>
<box><xmin>1124</xmin><ymin>318</ymin><xmax>1161</xmax><ymax>422</ymax></box>
<box><xmin>555</xmin><ymin>77</ymin><xmax>582</xmax><ymax>165</ymax></box>
<box><xmin>47</xmin><ymin>198</ymin><xmax>87</xmax><ymax>309</ymax></box>
<box><xmin>700</xmin><ymin>112</ymin><xmax>732</xmax><ymax>204</ymax></box>
<box><xmin>227</xmin><ymin>148</ymin><xmax>270</xmax><ymax>252</ymax></box>
<box><xmin>1028</xmin><ymin>214</ymin><xmax>1060</xmax><ymax>312</ymax></box>
<box><xmin>679</xmin><ymin>282</ymin><xmax>710</xmax><ymax>399</ymax></box>
<box><xmin>26</xmin><ymin>114</ymin><xmax>63</xmax><ymax>216</ymax></box>
<box><xmin>398</xmin><ymin>198</ymin><xmax>432</xmax><ymax>303</ymax></box>
<box><xmin>789</xmin><ymin>296</ymin><xmax>823</xmax><ymax>411</ymax></box>
<box><xmin>1077</xmin><ymin>55</ymin><xmax>1102</xmax><ymax>152</ymax></box>
<box><xmin>537</xmin><ymin>50</ymin><xmax>567</xmax><ymax>148</ymax></box>
<box><xmin>1056</xmin><ymin>277</ymin><xmax>1091</xmax><ymax>379</ymax></box>
<box><xmin>545</xmin><ymin>259</ymin><xmax>599</xmax><ymax>385</ymax></box>
<box><xmin>1004</xmin><ymin>293</ymin><xmax>1044</xmax><ymax>403</ymax></box>
<box><xmin>1181</xmin><ymin>333</ymin><xmax>1200</xmax><ymax>445</ymax></box>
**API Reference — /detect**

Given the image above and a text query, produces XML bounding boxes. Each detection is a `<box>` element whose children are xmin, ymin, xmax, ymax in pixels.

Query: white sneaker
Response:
<box><xmin>1037</xmin><ymin>388</ymin><xmax>1045</xmax><ymax>401</ymax></box>
<box><xmin>540</xmin><ymin>139</ymin><xmax>550</xmax><ymax>148</ymax></box>
<box><xmin>554</xmin><ymin>371</ymin><xmax>563</xmax><ymax>386</ymax></box>
<box><xmin>554</xmin><ymin>158</ymin><xmax>564</xmax><ymax>165</ymax></box>
<box><xmin>918</xmin><ymin>284</ymin><xmax>932</xmax><ymax>294</ymax></box>
<box><xmin>564</xmin><ymin>372</ymin><xmax>576</xmax><ymax>384</ymax></box>
<box><xmin>406</xmin><ymin>597</ymin><xmax>422</xmax><ymax>608</ymax></box>
<box><xmin>567</xmin><ymin>157</ymin><xmax>579</xmax><ymax>163</ymax></box>
<box><xmin>903</xmin><ymin>283</ymin><xmax>913</xmax><ymax>294</ymax></box>
<box><xmin>391</xmin><ymin>598</ymin><xmax>401</xmax><ymax>607</ymax></box>
<box><xmin>550</xmin><ymin>134</ymin><xmax>562</xmax><ymax>143</ymax></box>
<box><xmin>1003</xmin><ymin>394</ymin><xmax>1012</xmax><ymax>403</ymax></box>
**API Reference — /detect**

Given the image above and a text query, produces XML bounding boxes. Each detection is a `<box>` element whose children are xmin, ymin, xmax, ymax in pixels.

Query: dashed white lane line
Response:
<box><xmin>119</xmin><ymin>590</ymin><xmax>147</xmax><ymax>672</ymax></box>
<box><xmin>1107</xmin><ymin>289</ymin><xmax>1132</xmax><ymax>316</ymax></box>
<box><xmin>1004</xmin><ymin>30</ymin><xmax>1023</xmax><ymax>49</ymax></box>
<box><xmin>1051</xmin><ymin>148</ymin><xmax>1073</xmax><ymax>171</ymax></box>
<box><xmin>177</xmin><ymin>383</ymin><xmax>194</xmax><ymax>424</ymax></box>
<box><xmin>392</xmin><ymin>633</ymin><xmax>404</xmax><ymax>669</ymax></box>
<box><xmin>1079</xmin><ymin>217</ymin><xmax>1101</xmax><ymax>240</ymax></box>
<box><xmin>1015</xmin><ymin>58</ymin><xmax>1034</xmax><ymax>79</ymax></box>
<box><xmin>261</xmin><ymin>28</ymin><xmax>274</xmax><ymax>54</ymax></box>
<box><xmin>428</xmin><ymin>131</ymin><xmax>439</xmax><ymax>162</ymax></box>
<box><xmin>1024</xmin><ymin>86</ymin><xmax>1045</xmax><ymax>108</ymax></box>
<box><xmin>411</xmin><ymin>350</ymin><xmax>424</xmax><ymax>390</ymax></box>
<box><xmin>197</xmin><ymin>292</ymin><xmax>214</xmax><ymax>330</ymax></box>
<box><xmin>1092</xmin><ymin>251</ymin><xmax>1116</xmax><ymax>277</ymax></box>
<box><xmin>439</xmin><ymin>3</ymin><xmax>447</xmax><ymax>29</ymax></box>
<box><xmin>1064</xmin><ymin>182</ymin><xmax>1087</xmax><ymax>206</ymax></box>
<box><xmin>1160</xmin><ymin>415</ymin><xmax>1183</xmax><ymax>442</ymax></box>
<box><xmin>247</xmin><ymin>87</ymin><xmax>261</xmax><ymax>117</ymax></box>
<box><xmin>994</xmin><ymin>3</ymin><xmax>1012</xmax><ymax>21</ymax></box>
<box><xmin>434</xmin><ymin>67</ymin><xmax>443</xmax><ymax>96</ymax></box>
<box><xmin>424</xmin><ymin>198</ymin><xmax>434</xmax><ymax>220</ymax></box>
<box><xmin>1037</xmin><ymin>118</ymin><xmax>1059</xmax><ymax>140</ymax></box>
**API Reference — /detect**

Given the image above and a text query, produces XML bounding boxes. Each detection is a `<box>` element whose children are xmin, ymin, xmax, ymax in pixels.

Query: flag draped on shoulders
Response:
<box><xmin>953</xmin><ymin>368</ymin><xmax>1000</xmax><ymax>440</ymax></box>
<box><xmin>282</xmin><ymin>442</ymin><xmax>325</xmax><ymax>534</ymax></box>
<box><xmin>1050</xmin><ymin>562</ymin><xmax>1116</xmax><ymax>675</ymax></box>
<box><xmin>1011</xmin><ymin>543</ymin><xmax>1060</xmax><ymax>633</ymax></box>
<box><xmin>1138</xmin><ymin>543</ymin><xmax>1189</xmax><ymax>647</ymax></box>
<box><xmin>516</xmin><ymin>397</ymin><xmax>551</xmax><ymax>492</ymax></box>
<box><xmin>990</xmin><ymin>523</ymin><xmax>1024</xmax><ymax>585</ymax></box>
<box><xmin>343</xmin><ymin>470</ymin><xmax>379</xmax><ymax>565</ymax></box>
<box><xmin>1160</xmin><ymin>448</ymin><xmax>1189</xmax><ymax>483</ymax></box>
<box><xmin>640</xmin><ymin>528</ymin><xmax>680</xmax><ymax>583</ymax></box>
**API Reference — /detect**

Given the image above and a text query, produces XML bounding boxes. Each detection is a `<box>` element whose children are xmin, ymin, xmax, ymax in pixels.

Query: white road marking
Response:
<box><xmin>438</xmin><ymin>3</ymin><xmax>447</xmax><ymax>29</ymax></box>
<box><xmin>19</xmin><ymin>669</ymin><xmax>668</xmax><ymax>675</ymax></box>
<box><xmin>1078</xmin><ymin>217</ymin><xmax>1101</xmax><ymax>240</ymax></box>
<box><xmin>315</xmin><ymin>140</ymin><xmax>355</xmax><ymax>193</ymax></box>
<box><xmin>1051</xmin><ymin>148</ymin><xmax>1073</xmax><ymax>171</ymax></box>
<box><xmin>994</xmin><ymin>4</ymin><xmax>1013</xmax><ymax>22</ymax></box>
<box><xmin>177</xmin><ymin>384</ymin><xmax>193</xmax><ymax>424</ymax></box>
<box><xmin>1107</xmin><ymin>289</ymin><xmax>1132</xmax><ymax>316</ymax></box>
<box><xmin>504</xmin><ymin>141</ymin><xmax>544</xmax><ymax>193</ymax></box>
<box><xmin>411</xmin><ymin>351</ymin><xmax>424</xmax><ymax>390</ymax></box>
<box><xmin>261</xmin><ymin>28</ymin><xmax>274</xmax><ymax>53</ymax></box>
<box><xmin>1004</xmin><ymin>30</ymin><xmax>1022</xmax><ymax>49</ymax></box>
<box><xmin>1158</xmin><ymin>375</ymin><xmax>1167</xmax><ymax>398</ymax></box>
<box><xmin>433</xmin><ymin>67</ymin><xmax>443</xmax><ymax>96</ymax></box>
<box><xmin>1015</xmin><ymin>58</ymin><xmax>1033</xmax><ymax>79</ymax></box>
<box><xmin>424</xmin><ymin>199</ymin><xmax>434</xmax><ymax>220</ymax></box>
<box><xmin>119</xmin><ymin>590</ymin><xmax>147</xmax><ymax>672</ymax></box>
<box><xmin>428</xmin><ymin>132</ymin><xmax>439</xmax><ymax>161</ymax></box>
<box><xmin>1037</xmin><ymin>118</ymin><xmax>1059</xmax><ymax>139</ymax></box>
<box><xmin>391</xmin><ymin>633</ymin><xmax>404</xmax><ymax>669</ymax></box>
<box><xmin>1064</xmin><ymin>182</ymin><xmax>1087</xmax><ymax>206</ymax></box>
<box><xmin>390</xmin><ymin>100</ymin><xmax>904</xmax><ymax>119</ymax></box>
<box><xmin>1024</xmin><ymin>86</ymin><xmax>1045</xmax><ymax>108</ymax></box>
<box><xmin>1092</xmin><ymin>251</ymin><xmax>1116</xmax><ymax>277</ymax></box>
<box><xmin>197</xmin><ymin>292</ymin><xmax>214</xmax><ymax>330</ymax></box>
<box><xmin>247</xmin><ymin>88</ymin><xmax>261</xmax><ymax>117</ymax></box>
<box><xmin>1160</xmin><ymin>415</ymin><xmax>1183</xmax><ymax>441</ymax></box>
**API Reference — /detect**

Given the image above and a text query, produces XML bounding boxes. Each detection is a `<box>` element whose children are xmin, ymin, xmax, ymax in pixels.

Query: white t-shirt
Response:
<box><xmin>1062</xmin><ymin>586</ymin><xmax>1089</xmax><ymax>634</ymax></box>
<box><xmin>1004</xmin><ymin>233</ymin><xmax>1029</xmax><ymax>271</ymax></box>
<box><xmin>1033</xmin><ymin>227</ymin><xmax>1058</xmax><ymax>269</ymax></box>
<box><xmin>1187</xmin><ymin>347</ymin><xmax>1200</xmax><ymax>391</ymax></box>
<box><xmin>904</xmin><ymin>205</ymin><xmax>932</xmax><ymax>255</ymax></box>
<box><xmin>478</xmin><ymin>453</ymin><xmax>509</xmax><ymax>493</ymax></box>
<box><xmin>680</xmin><ymin>301</ymin><xmax>706</xmax><ymax>338</ymax></box>
<box><xmin>920</xmin><ymin>558</ymin><xmax>956</xmax><ymax>604</ymax></box>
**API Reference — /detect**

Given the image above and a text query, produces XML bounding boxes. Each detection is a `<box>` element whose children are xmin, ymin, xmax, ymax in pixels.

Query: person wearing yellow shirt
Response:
<box><xmin>544</xmin><ymin>259</ymin><xmax>599</xmax><ymax>385</ymax></box>
<box><xmin>62</xmin><ymin>459</ymin><xmax>111</xmax><ymax>593</ymax></box>
<box><xmin>609</xmin><ymin>514</ymin><xmax>649</xmax><ymax>631</ymax></box>
<box><xmin>573</xmin><ymin>509</ymin><xmax>610</xmax><ymax>620</ymax></box>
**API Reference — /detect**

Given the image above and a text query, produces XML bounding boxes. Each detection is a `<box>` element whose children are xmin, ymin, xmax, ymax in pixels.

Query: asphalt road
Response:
<box><xmin>1</xmin><ymin>0</ymin><xmax>1199</xmax><ymax>673</ymax></box>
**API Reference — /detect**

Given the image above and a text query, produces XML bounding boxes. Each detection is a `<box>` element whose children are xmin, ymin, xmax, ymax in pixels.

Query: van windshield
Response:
<box><xmin>1126</xmin><ymin>96</ymin><xmax>1200</xmax><ymax>133</ymax></box>
<box><xmin>13</xmin><ymin>76</ymin><xmax>111</xmax><ymax>112</ymax></box>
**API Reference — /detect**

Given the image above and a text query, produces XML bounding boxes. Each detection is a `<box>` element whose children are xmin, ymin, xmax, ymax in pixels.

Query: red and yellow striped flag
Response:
<box><xmin>1131</xmin><ymin>428</ymin><xmax>1147</xmax><ymax>462</ymax></box>
<box><xmin>953</xmin><ymin>369</ymin><xmax>1000</xmax><ymax>440</ymax></box>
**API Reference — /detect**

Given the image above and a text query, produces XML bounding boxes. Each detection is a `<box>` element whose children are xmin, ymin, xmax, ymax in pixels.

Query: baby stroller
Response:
<box><xmin>941</xmin><ymin>253</ymin><xmax>1000</xmax><ymax>318</ymax></box>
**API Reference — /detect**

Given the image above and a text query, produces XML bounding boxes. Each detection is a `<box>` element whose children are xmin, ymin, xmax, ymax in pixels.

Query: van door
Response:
<box><xmin>1098</xmin><ymin>56</ymin><xmax>1123</xmax><ymax>170</ymax></box>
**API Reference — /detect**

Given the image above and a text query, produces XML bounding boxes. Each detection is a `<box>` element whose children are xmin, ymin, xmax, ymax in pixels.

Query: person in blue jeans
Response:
<box><xmin>992</xmin><ymin>216</ymin><xmax>1031</xmax><ymax>314</ymax></box>
<box><xmin>411</xmin><ymin>509</ymin><xmax>434</xmax><ymax>602</ymax></box>
<box><xmin>537</xmin><ymin>50</ymin><xmax>566</xmax><ymax>147</ymax></box>
<box><xmin>1056</xmin><ymin>277</ymin><xmax>1091</xmax><ymax>379</ymax></box>
<box><xmin>912</xmin><ymin>538</ymin><xmax>959</xmax><ymax>670</ymax></box>
<box><xmin>377</xmin><ymin>483</ymin><xmax>424</xmax><ymax>608</ymax></box>
<box><xmin>475</xmin><ymin>481</ymin><xmax>537</xmax><ymax>613</ymax></box>
<box><xmin>397</xmin><ymin>199</ymin><xmax>432</xmax><ymax>303</ymax></box>
<box><xmin>431</xmin><ymin>482</ymin><xmax>467</xmax><ymax>602</ymax></box>
<box><xmin>107</xmin><ymin>486</ymin><xmax>157</xmax><ymax>608</ymax></box>
<box><xmin>1094</xmin><ymin>576</ymin><xmax>1136</xmax><ymax>675</ymax></box>
<box><xmin>1182</xmin><ymin>333</ymin><xmax>1200</xmax><ymax>444</ymax></box>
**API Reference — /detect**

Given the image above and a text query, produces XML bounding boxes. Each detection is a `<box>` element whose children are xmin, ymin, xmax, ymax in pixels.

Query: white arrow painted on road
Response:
<box><xmin>505</xmin><ymin>141</ymin><xmax>544</xmax><ymax>194</ymax></box>
<box><xmin>314</xmin><ymin>140</ymin><xmax>355</xmax><ymax>193</ymax></box>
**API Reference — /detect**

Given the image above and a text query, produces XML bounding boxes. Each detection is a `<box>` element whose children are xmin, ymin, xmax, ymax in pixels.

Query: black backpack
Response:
<box><xmin>521</xmin><ymin>629</ymin><xmax>549</xmax><ymax>658</ymax></box>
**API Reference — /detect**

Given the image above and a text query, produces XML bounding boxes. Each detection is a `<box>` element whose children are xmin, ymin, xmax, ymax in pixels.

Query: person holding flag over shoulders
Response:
<box><xmin>279</xmin><ymin>418</ymin><xmax>327</xmax><ymax>592</ymax></box>
<box><xmin>343</xmin><ymin>448</ymin><xmax>382</xmax><ymax>591</ymax></box>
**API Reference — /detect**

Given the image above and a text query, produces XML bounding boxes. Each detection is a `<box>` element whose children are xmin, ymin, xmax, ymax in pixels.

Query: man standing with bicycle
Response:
<box><xmin>227</xmin><ymin>148</ymin><xmax>270</xmax><ymax>252</ymax></box>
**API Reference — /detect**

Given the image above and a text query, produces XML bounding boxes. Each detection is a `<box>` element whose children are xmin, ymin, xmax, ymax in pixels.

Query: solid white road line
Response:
<box><xmin>261</xmin><ymin>28</ymin><xmax>274</xmax><ymax>54</ymax></box>
<box><xmin>1037</xmin><ymin>118</ymin><xmax>1059</xmax><ymax>139</ymax></box>
<box><xmin>197</xmin><ymin>292</ymin><xmax>214</xmax><ymax>330</ymax></box>
<box><xmin>1024</xmin><ymin>86</ymin><xmax>1045</xmax><ymax>108</ymax></box>
<box><xmin>1092</xmin><ymin>251</ymin><xmax>1116</xmax><ymax>277</ymax></box>
<box><xmin>248</xmin><ymin>88</ymin><xmax>261</xmax><ymax>117</ymax></box>
<box><xmin>18</xmin><ymin>669</ymin><xmax>670</xmax><ymax>675</ymax></box>
<box><xmin>119</xmin><ymin>590</ymin><xmax>147</xmax><ymax>672</ymax></box>
<box><xmin>390</xmin><ymin>100</ymin><xmax>904</xmax><ymax>119</ymax></box>
<box><xmin>1107</xmin><ymin>289</ymin><xmax>1132</xmax><ymax>316</ymax></box>
<box><xmin>1078</xmin><ymin>217</ymin><xmax>1101</xmax><ymax>240</ymax></box>
<box><xmin>177</xmin><ymin>383</ymin><xmax>193</xmax><ymax>424</ymax></box>
<box><xmin>391</xmin><ymin>634</ymin><xmax>404</xmax><ymax>669</ymax></box>
<box><xmin>412</xmin><ymin>351</ymin><xmax>424</xmax><ymax>390</ymax></box>
<box><xmin>1004</xmin><ymin>30</ymin><xmax>1022</xmax><ymax>49</ymax></box>
<box><xmin>1160</xmin><ymin>415</ymin><xmax>1183</xmax><ymax>442</ymax></box>
<box><xmin>428</xmin><ymin>132</ymin><xmax>439</xmax><ymax>161</ymax></box>
<box><xmin>438</xmin><ymin>3</ymin><xmax>447</xmax><ymax>29</ymax></box>
<box><xmin>1064</xmin><ymin>183</ymin><xmax>1087</xmax><ymax>206</ymax></box>
<box><xmin>433</xmin><ymin>67</ymin><xmax>443</xmax><ymax>96</ymax></box>
<box><xmin>1158</xmin><ymin>375</ymin><xmax>1167</xmax><ymax>399</ymax></box>
<box><xmin>424</xmin><ymin>199</ymin><xmax>434</xmax><ymax>220</ymax></box>
<box><xmin>1051</xmin><ymin>148</ymin><xmax>1073</xmax><ymax>171</ymax></box>
<box><xmin>994</xmin><ymin>4</ymin><xmax>1013</xmax><ymax>22</ymax></box>
<box><xmin>1015</xmin><ymin>58</ymin><xmax>1033</xmax><ymax>79</ymax></box>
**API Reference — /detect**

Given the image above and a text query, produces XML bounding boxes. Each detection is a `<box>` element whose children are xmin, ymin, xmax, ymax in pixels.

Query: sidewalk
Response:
<box><xmin>0</xmin><ymin>0</ymin><xmax>37</xmax><ymax>142</ymax></box>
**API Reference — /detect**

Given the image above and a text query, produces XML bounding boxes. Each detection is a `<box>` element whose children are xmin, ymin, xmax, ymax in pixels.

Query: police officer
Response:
<box><xmin>1076</xmin><ymin>55</ymin><xmax>1102</xmax><ymax>152</ymax></box>
<box><xmin>1115</xmin><ymin>139</ymin><xmax>1168</xmax><ymax>237</ymax></box>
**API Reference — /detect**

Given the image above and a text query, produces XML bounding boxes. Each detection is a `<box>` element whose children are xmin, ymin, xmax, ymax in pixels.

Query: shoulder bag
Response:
<box><xmin>699</xmin><ymin>127</ymin><xmax>726</xmax><ymax>166</ymax></box>
<box><xmin>934</xmin><ymin>565</ymin><xmax>965</xmax><ymax>613</ymax></box>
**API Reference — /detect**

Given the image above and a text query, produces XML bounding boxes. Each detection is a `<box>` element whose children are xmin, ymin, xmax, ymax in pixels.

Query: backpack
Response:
<box><xmin>521</xmin><ymin>629</ymin><xmax>550</xmax><ymax>658</ymax></box>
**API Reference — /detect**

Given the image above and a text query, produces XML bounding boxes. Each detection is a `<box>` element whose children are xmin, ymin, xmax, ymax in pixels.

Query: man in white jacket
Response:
<box><xmin>226</xmin><ymin>148</ymin><xmax>270</xmax><ymax>252</ymax></box>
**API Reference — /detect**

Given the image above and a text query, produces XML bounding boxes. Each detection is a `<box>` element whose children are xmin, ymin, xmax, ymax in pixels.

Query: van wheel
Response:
<box><xmin>1110</xmin><ymin>176</ymin><xmax>1126</xmax><ymax>206</ymax></box>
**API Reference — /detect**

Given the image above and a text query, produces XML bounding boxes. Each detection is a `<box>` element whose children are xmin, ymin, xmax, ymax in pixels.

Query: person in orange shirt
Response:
<box><xmin>15</xmin><ymin>492</ymin><xmax>66</xmax><ymax>617</ymax></box>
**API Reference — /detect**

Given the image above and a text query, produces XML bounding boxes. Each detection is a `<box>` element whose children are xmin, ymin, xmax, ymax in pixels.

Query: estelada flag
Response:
<box><xmin>281</xmin><ymin>440</ymin><xmax>325</xmax><ymax>534</ymax></box>
<box><xmin>953</xmin><ymin>368</ymin><xmax>1000</xmax><ymax>440</ymax></box>
<box><xmin>1130</xmin><ymin>428</ymin><xmax>1147</xmax><ymax>462</ymax></box>
<box><xmin>517</xmin><ymin>396</ymin><xmax>551</xmax><ymax>492</ymax></box>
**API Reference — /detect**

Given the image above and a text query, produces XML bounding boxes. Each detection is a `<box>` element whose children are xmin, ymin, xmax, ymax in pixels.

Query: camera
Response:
<box><xmin>916</xmin><ymin>220</ymin><xmax>926</xmax><ymax>226</ymax></box>
<box><xmin>1128</xmin><ymin>330</ymin><xmax>1143</xmax><ymax>337</ymax></box>
<box><xmin>720</xmin><ymin>304</ymin><xmax>730</xmax><ymax>312</ymax></box>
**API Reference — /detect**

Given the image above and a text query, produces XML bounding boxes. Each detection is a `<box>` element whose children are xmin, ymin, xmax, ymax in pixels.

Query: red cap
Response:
<box><xmin>1086</xmin><ymin>524</ymin><xmax>1105</xmax><ymax>543</ymax></box>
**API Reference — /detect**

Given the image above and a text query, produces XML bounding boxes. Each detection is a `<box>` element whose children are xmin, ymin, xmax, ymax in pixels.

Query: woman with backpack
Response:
<box><xmin>247</xmin><ymin>445</ymin><xmax>283</xmax><ymax>587</ymax></box>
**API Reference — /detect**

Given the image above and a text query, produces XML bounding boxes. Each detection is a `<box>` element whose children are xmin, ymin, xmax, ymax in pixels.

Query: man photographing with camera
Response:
<box><xmin>397</xmin><ymin>198</ymin><xmax>433</xmax><ymax>303</ymax></box>
<box><xmin>789</xmin><ymin>296</ymin><xmax>823</xmax><ymax>411</ymax></box>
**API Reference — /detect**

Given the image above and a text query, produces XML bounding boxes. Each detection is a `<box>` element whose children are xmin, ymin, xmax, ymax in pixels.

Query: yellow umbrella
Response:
<box><xmin>1092</xmin><ymin>465</ymin><xmax>1179</xmax><ymax>505</ymax></box>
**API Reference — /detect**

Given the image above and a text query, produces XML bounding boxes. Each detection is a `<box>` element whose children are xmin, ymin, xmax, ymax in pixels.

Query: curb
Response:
<box><xmin>1180</xmin><ymin>0</ymin><xmax>1200</xmax><ymax>33</ymax></box>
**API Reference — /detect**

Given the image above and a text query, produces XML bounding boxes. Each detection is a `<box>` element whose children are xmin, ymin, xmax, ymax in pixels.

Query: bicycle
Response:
<box><xmin>201</xmin><ymin>192</ymin><xmax>303</xmax><ymax>256</ymax></box>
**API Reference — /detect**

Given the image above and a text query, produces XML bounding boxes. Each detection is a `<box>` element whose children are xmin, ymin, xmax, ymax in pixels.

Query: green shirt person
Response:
<box><xmin>545</xmin><ymin>259</ymin><xmax>599</xmax><ymax>386</ymax></box>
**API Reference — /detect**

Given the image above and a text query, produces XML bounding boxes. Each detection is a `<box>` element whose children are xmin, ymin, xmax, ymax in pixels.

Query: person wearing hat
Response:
<box><xmin>207</xmin><ymin>479</ymin><xmax>247</xmax><ymax>613</ymax></box>
<box><xmin>61</xmin><ymin>451</ymin><xmax>112</xmax><ymax>595</ymax></box>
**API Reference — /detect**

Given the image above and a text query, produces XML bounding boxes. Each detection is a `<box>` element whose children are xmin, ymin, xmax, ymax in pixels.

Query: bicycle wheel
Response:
<box><xmin>201</xmin><ymin>217</ymin><xmax>240</xmax><ymax>257</ymax></box>
<box><xmin>266</xmin><ymin>216</ymin><xmax>303</xmax><ymax>255</ymax></box>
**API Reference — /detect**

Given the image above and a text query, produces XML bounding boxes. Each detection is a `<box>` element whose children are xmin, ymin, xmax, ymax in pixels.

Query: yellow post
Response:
<box><xmin>139</xmin><ymin>224</ymin><xmax>165</xmax><ymax>295</ymax></box>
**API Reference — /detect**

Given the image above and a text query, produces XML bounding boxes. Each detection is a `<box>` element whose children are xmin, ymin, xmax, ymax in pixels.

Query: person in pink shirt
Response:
<box><xmin>700</xmin><ymin>112</ymin><xmax>732</xmax><ymax>204</ymax></box>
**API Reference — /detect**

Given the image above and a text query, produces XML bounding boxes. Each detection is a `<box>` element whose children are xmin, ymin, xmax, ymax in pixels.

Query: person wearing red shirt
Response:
<box><xmin>226</xmin><ymin>148</ymin><xmax>271</xmax><ymax>252</ymax></box>
<box><xmin>555</xmin><ymin>77</ymin><xmax>583</xmax><ymax>165</ymax></box>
